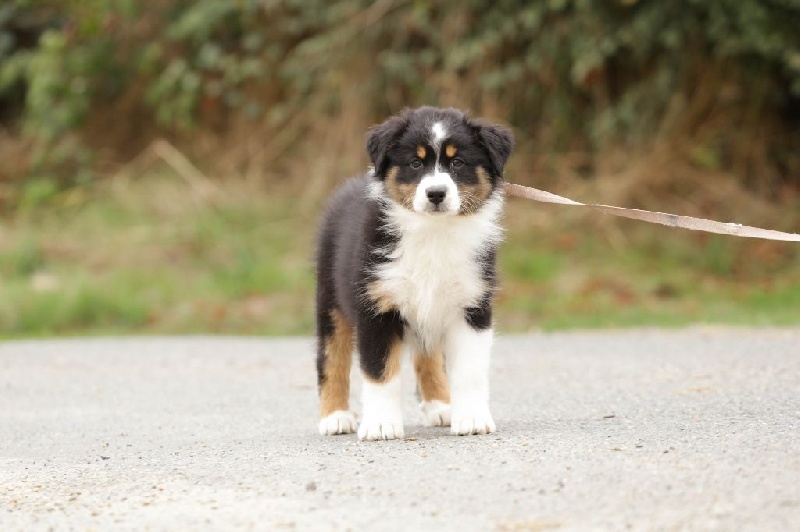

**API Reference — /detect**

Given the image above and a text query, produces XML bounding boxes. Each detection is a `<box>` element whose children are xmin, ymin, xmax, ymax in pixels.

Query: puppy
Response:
<box><xmin>315</xmin><ymin>106</ymin><xmax>514</xmax><ymax>440</ymax></box>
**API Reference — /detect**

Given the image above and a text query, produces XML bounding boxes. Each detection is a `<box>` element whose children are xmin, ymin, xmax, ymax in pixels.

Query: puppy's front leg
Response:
<box><xmin>357</xmin><ymin>310</ymin><xmax>405</xmax><ymax>441</ymax></box>
<box><xmin>446</xmin><ymin>315</ymin><xmax>496</xmax><ymax>436</ymax></box>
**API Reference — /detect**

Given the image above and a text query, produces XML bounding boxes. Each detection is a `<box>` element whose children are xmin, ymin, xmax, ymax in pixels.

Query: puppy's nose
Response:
<box><xmin>426</xmin><ymin>185</ymin><xmax>447</xmax><ymax>205</ymax></box>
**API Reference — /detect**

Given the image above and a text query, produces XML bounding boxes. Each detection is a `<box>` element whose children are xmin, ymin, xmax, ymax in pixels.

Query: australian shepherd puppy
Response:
<box><xmin>315</xmin><ymin>106</ymin><xmax>514</xmax><ymax>440</ymax></box>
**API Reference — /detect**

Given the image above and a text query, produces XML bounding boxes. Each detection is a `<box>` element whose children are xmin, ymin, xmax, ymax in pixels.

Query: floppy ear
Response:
<box><xmin>366</xmin><ymin>110</ymin><xmax>410</xmax><ymax>178</ymax></box>
<box><xmin>472</xmin><ymin>120</ymin><xmax>515</xmax><ymax>177</ymax></box>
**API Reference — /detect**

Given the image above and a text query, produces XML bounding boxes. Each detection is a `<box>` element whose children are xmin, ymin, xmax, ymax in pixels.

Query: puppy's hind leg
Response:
<box><xmin>317</xmin><ymin>307</ymin><xmax>357</xmax><ymax>436</ymax></box>
<box><xmin>414</xmin><ymin>350</ymin><xmax>451</xmax><ymax>427</ymax></box>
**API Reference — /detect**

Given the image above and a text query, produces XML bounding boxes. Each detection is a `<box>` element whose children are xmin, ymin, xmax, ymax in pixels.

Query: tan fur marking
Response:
<box><xmin>414</xmin><ymin>350</ymin><xmax>450</xmax><ymax>402</ymax></box>
<box><xmin>457</xmin><ymin>165</ymin><xmax>494</xmax><ymax>215</ymax></box>
<box><xmin>319</xmin><ymin>309</ymin><xmax>354</xmax><ymax>418</ymax></box>
<box><xmin>365</xmin><ymin>280</ymin><xmax>397</xmax><ymax>314</ymax></box>
<box><xmin>416</xmin><ymin>145</ymin><xmax>426</xmax><ymax>159</ymax></box>
<box><xmin>364</xmin><ymin>336</ymin><xmax>405</xmax><ymax>383</ymax></box>
<box><xmin>386</xmin><ymin>165</ymin><xmax>399</xmax><ymax>183</ymax></box>
<box><xmin>445</xmin><ymin>144</ymin><xmax>457</xmax><ymax>158</ymax></box>
<box><xmin>384</xmin><ymin>165</ymin><xmax>416</xmax><ymax>209</ymax></box>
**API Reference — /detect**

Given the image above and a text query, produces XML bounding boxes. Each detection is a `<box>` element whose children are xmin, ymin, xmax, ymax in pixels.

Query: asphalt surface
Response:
<box><xmin>1</xmin><ymin>328</ymin><xmax>799</xmax><ymax>531</ymax></box>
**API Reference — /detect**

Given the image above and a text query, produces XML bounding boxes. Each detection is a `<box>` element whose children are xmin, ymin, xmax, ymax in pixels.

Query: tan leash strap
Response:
<box><xmin>504</xmin><ymin>182</ymin><xmax>800</xmax><ymax>242</ymax></box>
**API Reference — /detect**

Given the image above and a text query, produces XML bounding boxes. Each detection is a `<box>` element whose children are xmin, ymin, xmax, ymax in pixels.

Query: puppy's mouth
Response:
<box><xmin>419</xmin><ymin>202</ymin><xmax>455</xmax><ymax>215</ymax></box>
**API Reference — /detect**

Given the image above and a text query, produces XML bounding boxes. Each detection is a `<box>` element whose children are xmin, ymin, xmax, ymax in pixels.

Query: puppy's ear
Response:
<box><xmin>472</xmin><ymin>120</ymin><xmax>515</xmax><ymax>177</ymax></box>
<box><xmin>366</xmin><ymin>110</ymin><xmax>409</xmax><ymax>177</ymax></box>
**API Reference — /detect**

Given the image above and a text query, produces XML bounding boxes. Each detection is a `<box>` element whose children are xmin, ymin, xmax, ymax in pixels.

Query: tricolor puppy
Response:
<box><xmin>315</xmin><ymin>106</ymin><xmax>514</xmax><ymax>440</ymax></box>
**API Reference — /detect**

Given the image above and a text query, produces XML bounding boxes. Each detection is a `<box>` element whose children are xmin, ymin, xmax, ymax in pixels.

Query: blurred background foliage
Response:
<box><xmin>2</xmin><ymin>0</ymin><xmax>800</xmax><ymax>192</ymax></box>
<box><xmin>0</xmin><ymin>0</ymin><xmax>799</xmax><ymax>336</ymax></box>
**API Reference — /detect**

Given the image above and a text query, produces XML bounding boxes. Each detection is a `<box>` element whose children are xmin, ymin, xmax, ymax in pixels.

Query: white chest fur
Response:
<box><xmin>372</xmin><ymin>194</ymin><xmax>503</xmax><ymax>351</ymax></box>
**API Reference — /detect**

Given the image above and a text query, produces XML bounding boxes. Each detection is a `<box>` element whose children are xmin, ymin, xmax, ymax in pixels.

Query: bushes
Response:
<box><xmin>1</xmin><ymin>0</ymin><xmax>799</xmax><ymax>196</ymax></box>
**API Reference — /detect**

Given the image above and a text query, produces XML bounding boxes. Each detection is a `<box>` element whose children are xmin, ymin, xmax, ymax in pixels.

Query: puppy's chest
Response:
<box><xmin>370</xmin><ymin>224</ymin><xmax>489</xmax><ymax>338</ymax></box>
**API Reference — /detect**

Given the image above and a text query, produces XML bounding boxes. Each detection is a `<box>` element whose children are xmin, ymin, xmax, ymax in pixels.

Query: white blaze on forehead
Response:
<box><xmin>431</xmin><ymin>122</ymin><xmax>447</xmax><ymax>144</ymax></box>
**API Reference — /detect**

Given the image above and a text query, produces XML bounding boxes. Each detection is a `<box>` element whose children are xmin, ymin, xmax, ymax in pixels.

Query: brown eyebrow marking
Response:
<box><xmin>416</xmin><ymin>146</ymin><xmax>426</xmax><ymax>159</ymax></box>
<box><xmin>445</xmin><ymin>144</ymin><xmax>457</xmax><ymax>158</ymax></box>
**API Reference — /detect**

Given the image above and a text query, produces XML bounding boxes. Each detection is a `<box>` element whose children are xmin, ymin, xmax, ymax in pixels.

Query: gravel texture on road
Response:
<box><xmin>1</xmin><ymin>328</ymin><xmax>799</xmax><ymax>530</ymax></box>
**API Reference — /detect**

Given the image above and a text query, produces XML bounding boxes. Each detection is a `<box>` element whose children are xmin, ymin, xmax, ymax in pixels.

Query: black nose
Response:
<box><xmin>426</xmin><ymin>185</ymin><xmax>447</xmax><ymax>205</ymax></box>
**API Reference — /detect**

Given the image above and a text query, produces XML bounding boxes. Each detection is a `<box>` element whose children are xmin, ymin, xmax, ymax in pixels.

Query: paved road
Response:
<box><xmin>1</xmin><ymin>328</ymin><xmax>798</xmax><ymax>530</ymax></box>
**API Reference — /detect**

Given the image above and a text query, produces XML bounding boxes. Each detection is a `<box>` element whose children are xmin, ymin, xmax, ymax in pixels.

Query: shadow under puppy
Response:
<box><xmin>315</xmin><ymin>106</ymin><xmax>514</xmax><ymax>440</ymax></box>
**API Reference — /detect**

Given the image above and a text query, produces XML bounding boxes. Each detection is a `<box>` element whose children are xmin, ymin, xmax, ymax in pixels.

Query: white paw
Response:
<box><xmin>419</xmin><ymin>400</ymin><xmax>451</xmax><ymax>427</ymax></box>
<box><xmin>359</xmin><ymin>375</ymin><xmax>403</xmax><ymax>441</ymax></box>
<box><xmin>451</xmin><ymin>403</ymin><xmax>496</xmax><ymax>436</ymax></box>
<box><xmin>357</xmin><ymin>418</ymin><xmax>404</xmax><ymax>441</ymax></box>
<box><xmin>318</xmin><ymin>410</ymin><xmax>357</xmax><ymax>436</ymax></box>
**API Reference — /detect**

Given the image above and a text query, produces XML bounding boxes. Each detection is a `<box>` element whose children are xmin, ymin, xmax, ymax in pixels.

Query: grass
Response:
<box><xmin>497</xmin><ymin>201</ymin><xmax>800</xmax><ymax>331</ymax></box>
<box><xmin>0</xmin><ymin>176</ymin><xmax>798</xmax><ymax>338</ymax></box>
<box><xmin>0</xmin><ymin>176</ymin><xmax>317</xmax><ymax>337</ymax></box>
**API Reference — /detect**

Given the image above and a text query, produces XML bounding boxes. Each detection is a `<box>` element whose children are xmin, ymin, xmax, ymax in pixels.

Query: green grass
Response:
<box><xmin>0</xmin><ymin>177</ymin><xmax>316</xmax><ymax>337</ymax></box>
<box><xmin>0</xmin><ymin>177</ymin><xmax>798</xmax><ymax>338</ymax></box>
<box><xmin>497</xmin><ymin>201</ymin><xmax>800</xmax><ymax>331</ymax></box>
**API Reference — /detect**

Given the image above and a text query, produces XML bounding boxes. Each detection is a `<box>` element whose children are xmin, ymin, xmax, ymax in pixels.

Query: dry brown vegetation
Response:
<box><xmin>1</xmin><ymin>1</ymin><xmax>799</xmax><ymax>336</ymax></box>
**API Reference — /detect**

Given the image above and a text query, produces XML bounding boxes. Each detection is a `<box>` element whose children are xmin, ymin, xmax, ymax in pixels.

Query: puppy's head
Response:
<box><xmin>366</xmin><ymin>107</ymin><xmax>514</xmax><ymax>215</ymax></box>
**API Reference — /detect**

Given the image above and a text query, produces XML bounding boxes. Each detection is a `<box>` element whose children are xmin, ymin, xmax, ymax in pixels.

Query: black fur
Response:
<box><xmin>357</xmin><ymin>308</ymin><xmax>405</xmax><ymax>381</ymax></box>
<box><xmin>366</xmin><ymin>111</ymin><xmax>410</xmax><ymax>177</ymax></box>
<box><xmin>471</xmin><ymin>120</ymin><xmax>515</xmax><ymax>176</ymax></box>
<box><xmin>465</xmin><ymin>247</ymin><xmax>496</xmax><ymax>331</ymax></box>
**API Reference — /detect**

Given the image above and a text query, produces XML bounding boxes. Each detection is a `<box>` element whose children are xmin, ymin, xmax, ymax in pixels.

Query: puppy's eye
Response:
<box><xmin>410</xmin><ymin>159</ymin><xmax>423</xmax><ymax>170</ymax></box>
<box><xmin>451</xmin><ymin>158</ymin><xmax>464</xmax><ymax>168</ymax></box>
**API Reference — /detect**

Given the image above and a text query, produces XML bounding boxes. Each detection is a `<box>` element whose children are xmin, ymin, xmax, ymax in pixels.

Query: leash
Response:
<box><xmin>504</xmin><ymin>182</ymin><xmax>800</xmax><ymax>242</ymax></box>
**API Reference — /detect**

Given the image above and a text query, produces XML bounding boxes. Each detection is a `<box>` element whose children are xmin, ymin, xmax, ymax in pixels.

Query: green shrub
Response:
<box><xmin>1</xmin><ymin>0</ymin><xmax>798</xmax><ymax>191</ymax></box>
